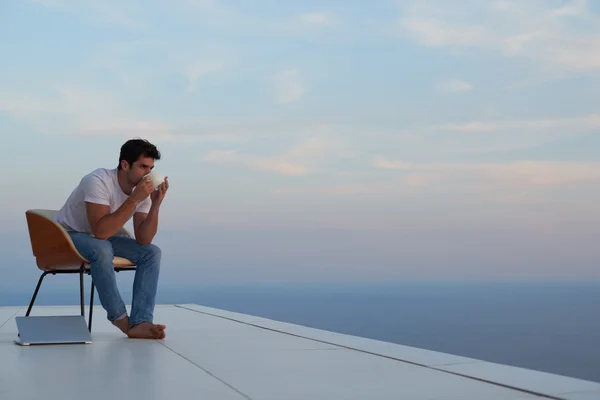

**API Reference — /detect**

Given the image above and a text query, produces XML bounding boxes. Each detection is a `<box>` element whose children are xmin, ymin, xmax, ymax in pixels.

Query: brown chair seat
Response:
<box><xmin>113</xmin><ymin>257</ymin><xmax>135</xmax><ymax>267</ymax></box>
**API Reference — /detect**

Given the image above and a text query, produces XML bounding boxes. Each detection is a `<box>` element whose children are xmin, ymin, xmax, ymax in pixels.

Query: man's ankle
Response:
<box><xmin>112</xmin><ymin>316</ymin><xmax>130</xmax><ymax>334</ymax></box>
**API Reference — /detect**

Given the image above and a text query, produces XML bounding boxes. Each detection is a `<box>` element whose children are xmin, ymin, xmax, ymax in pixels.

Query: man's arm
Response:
<box><xmin>86</xmin><ymin>197</ymin><xmax>141</xmax><ymax>240</ymax></box>
<box><xmin>133</xmin><ymin>177</ymin><xmax>169</xmax><ymax>244</ymax></box>
<box><xmin>134</xmin><ymin>177</ymin><xmax>169</xmax><ymax>245</ymax></box>
<box><xmin>133</xmin><ymin>205</ymin><xmax>159</xmax><ymax>245</ymax></box>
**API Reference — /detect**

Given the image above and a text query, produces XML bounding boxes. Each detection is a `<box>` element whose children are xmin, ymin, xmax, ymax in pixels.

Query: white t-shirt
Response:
<box><xmin>55</xmin><ymin>168</ymin><xmax>151</xmax><ymax>234</ymax></box>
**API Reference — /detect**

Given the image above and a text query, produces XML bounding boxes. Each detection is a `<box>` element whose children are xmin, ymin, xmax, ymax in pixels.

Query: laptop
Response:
<box><xmin>15</xmin><ymin>315</ymin><xmax>92</xmax><ymax>345</ymax></box>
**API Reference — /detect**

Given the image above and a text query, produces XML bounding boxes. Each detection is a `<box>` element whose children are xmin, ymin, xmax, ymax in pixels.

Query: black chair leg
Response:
<box><xmin>25</xmin><ymin>271</ymin><xmax>50</xmax><ymax>316</ymax></box>
<box><xmin>79</xmin><ymin>264</ymin><xmax>85</xmax><ymax>317</ymax></box>
<box><xmin>88</xmin><ymin>281</ymin><xmax>95</xmax><ymax>331</ymax></box>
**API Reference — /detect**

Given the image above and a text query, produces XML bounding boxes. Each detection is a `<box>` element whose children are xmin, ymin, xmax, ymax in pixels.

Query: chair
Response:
<box><xmin>24</xmin><ymin>209</ymin><xmax>136</xmax><ymax>332</ymax></box>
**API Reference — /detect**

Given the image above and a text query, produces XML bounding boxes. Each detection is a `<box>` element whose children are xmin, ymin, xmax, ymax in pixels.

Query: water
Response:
<box><xmin>2</xmin><ymin>280</ymin><xmax>599</xmax><ymax>383</ymax></box>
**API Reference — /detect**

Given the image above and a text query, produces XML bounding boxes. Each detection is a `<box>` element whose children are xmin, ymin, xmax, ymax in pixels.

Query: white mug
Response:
<box><xmin>145</xmin><ymin>171</ymin><xmax>165</xmax><ymax>190</ymax></box>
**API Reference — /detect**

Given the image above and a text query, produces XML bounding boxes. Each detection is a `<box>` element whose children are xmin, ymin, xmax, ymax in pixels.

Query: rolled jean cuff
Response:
<box><xmin>129</xmin><ymin>319</ymin><xmax>152</xmax><ymax>329</ymax></box>
<box><xmin>110</xmin><ymin>311</ymin><xmax>128</xmax><ymax>322</ymax></box>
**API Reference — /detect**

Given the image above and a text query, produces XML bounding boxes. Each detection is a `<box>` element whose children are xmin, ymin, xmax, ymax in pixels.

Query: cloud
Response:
<box><xmin>298</xmin><ymin>12</ymin><xmax>332</xmax><ymax>27</ymax></box>
<box><xmin>272</xmin><ymin>11</ymin><xmax>336</xmax><ymax>37</ymax></box>
<box><xmin>287</xmin><ymin>137</ymin><xmax>334</xmax><ymax>158</ymax></box>
<box><xmin>402</xmin><ymin>173</ymin><xmax>443</xmax><ymax>187</ymax></box>
<box><xmin>0</xmin><ymin>37</ymin><xmax>227</xmax><ymax>142</ymax></box>
<box><xmin>182</xmin><ymin>60</ymin><xmax>223</xmax><ymax>92</ymax></box>
<box><xmin>374</xmin><ymin>156</ymin><xmax>600</xmax><ymax>188</ymax></box>
<box><xmin>397</xmin><ymin>0</ymin><xmax>600</xmax><ymax>73</ymax></box>
<box><xmin>28</xmin><ymin>0</ymin><xmax>252</xmax><ymax>31</ymax></box>
<box><xmin>436</xmin><ymin>79</ymin><xmax>473</xmax><ymax>92</ymax></box>
<box><xmin>175</xmin><ymin>0</ymin><xmax>245</xmax><ymax>29</ymax></box>
<box><xmin>432</xmin><ymin>113</ymin><xmax>600</xmax><ymax>133</ymax></box>
<box><xmin>0</xmin><ymin>86</ymin><xmax>174</xmax><ymax>142</ymax></box>
<box><xmin>373</xmin><ymin>158</ymin><xmax>413</xmax><ymax>170</ymax></box>
<box><xmin>274</xmin><ymin>69</ymin><xmax>307</xmax><ymax>103</ymax></box>
<box><xmin>200</xmin><ymin>135</ymin><xmax>349</xmax><ymax>176</ymax></box>
<box><xmin>29</xmin><ymin>0</ymin><xmax>143</xmax><ymax>29</ymax></box>
<box><xmin>272</xmin><ymin>183</ymin><xmax>401</xmax><ymax>196</ymax></box>
<box><xmin>400</xmin><ymin>16</ymin><xmax>487</xmax><ymax>47</ymax></box>
<box><xmin>30</xmin><ymin>0</ymin><xmax>65</xmax><ymax>6</ymax></box>
<box><xmin>201</xmin><ymin>150</ymin><xmax>309</xmax><ymax>176</ymax></box>
<box><xmin>419</xmin><ymin>112</ymin><xmax>600</xmax><ymax>154</ymax></box>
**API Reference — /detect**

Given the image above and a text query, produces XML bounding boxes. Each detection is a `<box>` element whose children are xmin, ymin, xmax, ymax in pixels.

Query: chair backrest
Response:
<box><xmin>25</xmin><ymin>209</ymin><xmax>86</xmax><ymax>270</ymax></box>
<box><xmin>32</xmin><ymin>209</ymin><xmax>59</xmax><ymax>220</ymax></box>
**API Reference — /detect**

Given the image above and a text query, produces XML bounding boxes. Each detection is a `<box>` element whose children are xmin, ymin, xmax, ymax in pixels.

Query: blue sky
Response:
<box><xmin>1</xmin><ymin>0</ymin><xmax>600</xmax><ymax>289</ymax></box>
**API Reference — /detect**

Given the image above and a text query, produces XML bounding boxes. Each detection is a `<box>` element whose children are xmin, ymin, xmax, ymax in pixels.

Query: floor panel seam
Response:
<box><xmin>0</xmin><ymin>307</ymin><xmax>22</xmax><ymax>330</ymax></box>
<box><xmin>174</xmin><ymin>304</ymin><xmax>569</xmax><ymax>400</ymax></box>
<box><xmin>156</xmin><ymin>340</ymin><xmax>255</xmax><ymax>400</ymax></box>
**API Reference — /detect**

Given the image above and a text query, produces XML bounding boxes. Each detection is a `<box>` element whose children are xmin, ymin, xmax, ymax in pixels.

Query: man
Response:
<box><xmin>55</xmin><ymin>138</ymin><xmax>169</xmax><ymax>339</ymax></box>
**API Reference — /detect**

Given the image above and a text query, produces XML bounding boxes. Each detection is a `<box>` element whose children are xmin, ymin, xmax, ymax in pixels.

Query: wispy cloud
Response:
<box><xmin>273</xmin><ymin>183</ymin><xmax>401</xmax><ymax>196</ymax></box>
<box><xmin>292</xmin><ymin>112</ymin><xmax>600</xmax><ymax>159</ymax></box>
<box><xmin>397</xmin><ymin>0</ymin><xmax>600</xmax><ymax>73</ymax></box>
<box><xmin>28</xmin><ymin>0</ymin><xmax>255</xmax><ymax>31</ymax></box>
<box><xmin>298</xmin><ymin>12</ymin><xmax>332</xmax><ymax>27</ymax></box>
<box><xmin>273</xmin><ymin>10</ymin><xmax>336</xmax><ymax>37</ymax></box>
<box><xmin>374</xmin><ymin>156</ymin><xmax>600</xmax><ymax>188</ymax></box>
<box><xmin>436</xmin><ymin>79</ymin><xmax>473</xmax><ymax>93</ymax></box>
<box><xmin>287</xmin><ymin>137</ymin><xmax>334</xmax><ymax>158</ymax></box>
<box><xmin>29</xmin><ymin>0</ymin><xmax>143</xmax><ymax>29</ymax></box>
<box><xmin>201</xmin><ymin>150</ymin><xmax>309</xmax><ymax>176</ymax></box>
<box><xmin>274</xmin><ymin>69</ymin><xmax>307</xmax><ymax>103</ymax></box>
<box><xmin>30</xmin><ymin>0</ymin><xmax>64</xmax><ymax>6</ymax></box>
<box><xmin>0</xmin><ymin>86</ymin><xmax>173</xmax><ymax>141</ymax></box>
<box><xmin>421</xmin><ymin>113</ymin><xmax>600</xmax><ymax>154</ymax></box>
<box><xmin>175</xmin><ymin>0</ymin><xmax>246</xmax><ymax>29</ymax></box>
<box><xmin>432</xmin><ymin>113</ymin><xmax>600</xmax><ymax>132</ymax></box>
<box><xmin>200</xmin><ymin>136</ymin><xmax>344</xmax><ymax>176</ymax></box>
<box><xmin>402</xmin><ymin>173</ymin><xmax>443</xmax><ymax>188</ymax></box>
<box><xmin>182</xmin><ymin>60</ymin><xmax>223</xmax><ymax>92</ymax></box>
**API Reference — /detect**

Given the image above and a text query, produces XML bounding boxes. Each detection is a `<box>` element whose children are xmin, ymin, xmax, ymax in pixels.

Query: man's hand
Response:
<box><xmin>132</xmin><ymin>175</ymin><xmax>156</xmax><ymax>203</ymax></box>
<box><xmin>150</xmin><ymin>176</ymin><xmax>169</xmax><ymax>207</ymax></box>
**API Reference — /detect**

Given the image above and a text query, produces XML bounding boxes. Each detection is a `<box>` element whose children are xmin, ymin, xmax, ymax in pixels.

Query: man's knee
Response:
<box><xmin>143</xmin><ymin>243</ymin><xmax>161</xmax><ymax>262</ymax></box>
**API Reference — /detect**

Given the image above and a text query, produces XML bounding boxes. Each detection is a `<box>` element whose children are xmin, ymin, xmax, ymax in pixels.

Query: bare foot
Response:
<box><xmin>127</xmin><ymin>322</ymin><xmax>166</xmax><ymax>339</ymax></box>
<box><xmin>112</xmin><ymin>316</ymin><xmax>130</xmax><ymax>335</ymax></box>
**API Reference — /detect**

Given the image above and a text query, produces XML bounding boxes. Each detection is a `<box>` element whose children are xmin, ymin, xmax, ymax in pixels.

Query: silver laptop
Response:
<box><xmin>15</xmin><ymin>315</ymin><xmax>92</xmax><ymax>345</ymax></box>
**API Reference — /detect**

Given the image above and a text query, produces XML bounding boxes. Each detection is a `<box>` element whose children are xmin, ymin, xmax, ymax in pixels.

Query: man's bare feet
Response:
<box><xmin>112</xmin><ymin>316</ymin><xmax>130</xmax><ymax>335</ymax></box>
<box><xmin>127</xmin><ymin>322</ymin><xmax>166</xmax><ymax>339</ymax></box>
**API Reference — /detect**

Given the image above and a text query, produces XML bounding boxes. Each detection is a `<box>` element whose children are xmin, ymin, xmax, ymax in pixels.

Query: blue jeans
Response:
<box><xmin>68</xmin><ymin>232</ymin><xmax>161</xmax><ymax>328</ymax></box>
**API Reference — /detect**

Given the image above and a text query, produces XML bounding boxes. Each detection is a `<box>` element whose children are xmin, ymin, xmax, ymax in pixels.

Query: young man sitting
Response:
<box><xmin>55</xmin><ymin>138</ymin><xmax>169</xmax><ymax>339</ymax></box>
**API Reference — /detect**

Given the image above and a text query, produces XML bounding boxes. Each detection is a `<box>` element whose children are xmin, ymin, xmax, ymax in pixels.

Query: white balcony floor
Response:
<box><xmin>1</xmin><ymin>304</ymin><xmax>599</xmax><ymax>400</ymax></box>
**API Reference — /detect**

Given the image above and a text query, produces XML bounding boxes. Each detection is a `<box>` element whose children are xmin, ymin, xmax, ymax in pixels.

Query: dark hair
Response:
<box><xmin>118</xmin><ymin>138</ymin><xmax>161</xmax><ymax>169</ymax></box>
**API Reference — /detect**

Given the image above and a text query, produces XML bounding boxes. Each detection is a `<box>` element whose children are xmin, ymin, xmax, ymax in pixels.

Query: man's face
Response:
<box><xmin>124</xmin><ymin>156</ymin><xmax>155</xmax><ymax>184</ymax></box>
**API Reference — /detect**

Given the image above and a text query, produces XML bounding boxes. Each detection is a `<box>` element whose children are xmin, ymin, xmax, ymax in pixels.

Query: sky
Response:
<box><xmin>1</xmin><ymin>0</ymin><xmax>599</xmax><ymax>290</ymax></box>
